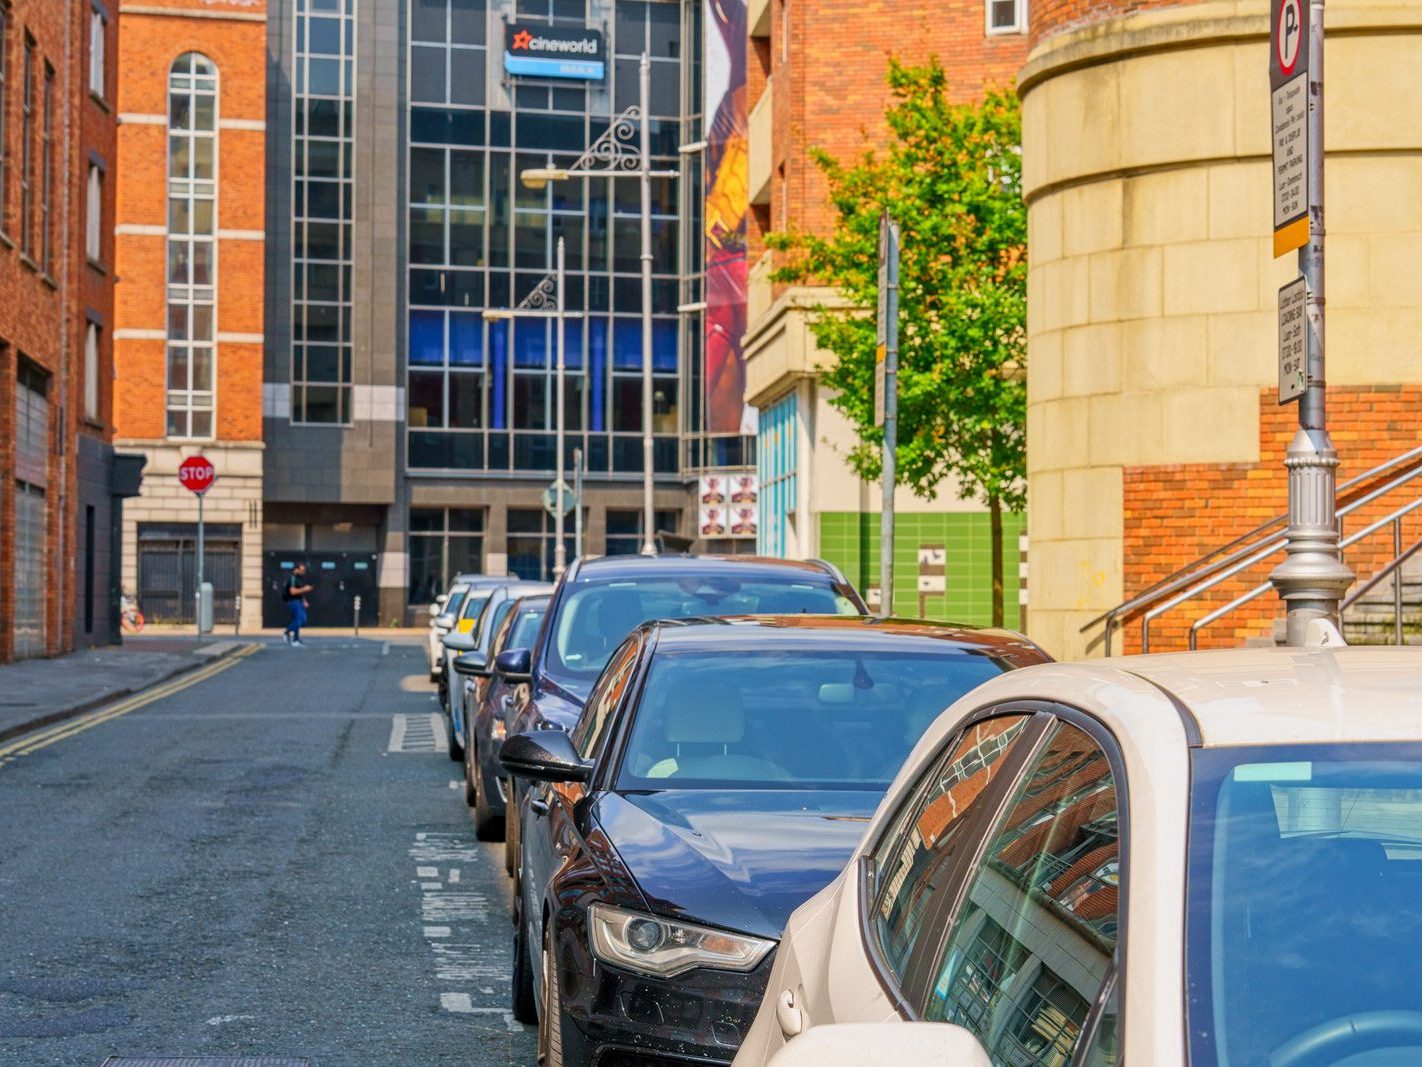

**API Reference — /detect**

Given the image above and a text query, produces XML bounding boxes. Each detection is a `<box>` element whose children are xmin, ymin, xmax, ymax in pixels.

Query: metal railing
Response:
<box><xmin>1081</xmin><ymin>444</ymin><xmax>1422</xmax><ymax>654</ymax></box>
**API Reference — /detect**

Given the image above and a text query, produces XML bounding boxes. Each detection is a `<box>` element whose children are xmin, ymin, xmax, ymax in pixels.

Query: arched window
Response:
<box><xmin>166</xmin><ymin>52</ymin><xmax>217</xmax><ymax>439</ymax></box>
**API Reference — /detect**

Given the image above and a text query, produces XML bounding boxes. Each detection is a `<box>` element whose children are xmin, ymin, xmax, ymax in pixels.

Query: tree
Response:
<box><xmin>768</xmin><ymin>59</ymin><xmax>1027</xmax><ymax>626</ymax></box>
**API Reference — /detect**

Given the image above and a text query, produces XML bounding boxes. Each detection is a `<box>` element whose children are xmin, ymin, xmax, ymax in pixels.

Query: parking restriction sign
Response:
<box><xmin>1270</xmin><ymin>0</ymin><xmax>1310</xmax><ymax>257</ymax></box>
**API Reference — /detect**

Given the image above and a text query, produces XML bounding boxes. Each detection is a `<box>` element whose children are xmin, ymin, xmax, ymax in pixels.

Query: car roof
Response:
<box><xmin>947</xmin><ymin>646</ymin><xmax>1422</xmax><ymax>748</ymax></box>
<box><xmin>463</xmin><ymin>580</ymin><xmax>553</xmax><ymax>613</ymax></box>
<box><xmin>566</xmin><ymin>554</ymin><xmax>844</xmax><ymax>583</ymax></box>
<box><xmin>511</xmin><ymin>593</ymin><xmax>551</xmax><ymax>608</ymax></box>
<box><xmin>643</xmin><ymin>615</ymin><xmax>1048</xmax><ymax>666</ymax></box>
<box><xmin>453</xmin><ymin>573</ymin><xmax>518</xmax><ymax>587</ymax></box>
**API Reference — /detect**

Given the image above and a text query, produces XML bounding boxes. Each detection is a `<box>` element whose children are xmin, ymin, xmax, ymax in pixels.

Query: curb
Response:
<box><xmin>0</xmin><ymin>641</ymin><xmax>253</xmax><ymax>747</ymax></box>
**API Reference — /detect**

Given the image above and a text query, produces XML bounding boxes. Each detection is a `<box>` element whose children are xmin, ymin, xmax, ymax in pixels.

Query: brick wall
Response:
<box><xmin>1121</xmin><ymin>387</ymin><xmax>1422</xmax><ymax>651</ymax></box>
<box><xmin>114</xmin><ymin>2</ymin><xmax>266</xmax><ymax>448</ymax></box>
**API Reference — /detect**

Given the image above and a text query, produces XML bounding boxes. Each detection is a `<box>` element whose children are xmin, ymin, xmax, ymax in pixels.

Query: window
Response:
<box><xmin>571</xmin><ymin>635</ymin><xmax>641</xmax><ymax>761</ymax></box>
<box><xmin>408</xmin><ymin>507</ymin><xmax>484</xmax><ymax>603</ymax></box>
<box><xmin>19</xmin><ymin>33</ymin><xmax>33</xmax><ymax>257</ymax></box>
<box><xmin>84</xmin><ymin>321</ymin><xmax>100</xmax><ymax>420</ymax></box>
<box><xmin>292</xmin><ymin>0</ymin><xmax>356</xmax><ymax>424</ymax></box>
<box><xmin>166</xmin><ymin>53</ymin><xmax>218</xmax><ymax>439</ymax></box>
<box><xmin>86</xmin><ymin>164</ymin><xmax>102</xmax><ymax>262</ymax></box>
<box><xmin>758</xmin><ymin>392</ymin><xmax>796</xmax><ymax>556</ymax></box>
<box><xmin>868</xmin><ymin>716</ymin><xmax>1032</xmax><ymax>981</ymax></box>
<box><xmin>604</xmin><ymin>509</ymin><xmax>678</xmax><ymax>555</ymax></box>
<box><xmin>918</xmin><ymin>722</ymin><xmax>1120</xmax><ymax>1066</ymax></box>
<box><xmin>40</xmin><ymin>62</ymin><xmax>52</xmax><ymax>271</ymax></box>
<box><xmin>89</xmin><ymin>7</ymin><xmax>106</xmax><ymax>97</ymax></box>
<box><xmin>507</xmin><ymin>507</ymin><xmax>576</xmax><ymax>583</ymax></box>
<box><xmin>986</xmin><ymin>0</ymin><xmax>1025</xmax><ymax>34</ymax></box>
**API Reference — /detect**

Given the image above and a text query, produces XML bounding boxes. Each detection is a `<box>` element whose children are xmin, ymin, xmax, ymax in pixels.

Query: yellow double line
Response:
<box><xmin>0</xmin><ymin>643</ymin><xmax>263</xmax><ymax>765</ymax></box>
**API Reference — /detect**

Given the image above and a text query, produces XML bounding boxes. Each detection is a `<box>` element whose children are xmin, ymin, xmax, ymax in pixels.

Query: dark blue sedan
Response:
<box><xmin>501</xmin><ymin>614</ymin><xmax>1049</xmax><ymax>1067</ymax></box>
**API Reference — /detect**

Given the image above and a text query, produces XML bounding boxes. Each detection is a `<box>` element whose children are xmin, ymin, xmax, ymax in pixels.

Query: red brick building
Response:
<box><xmin>0</xmin><ymin>0</ymin><xmax>140</xmax><ymax>662</ymax></box>
<box><xmin>112</xmin><ymin>0</ymin><xmax>266</xmax><ymax>629</ymax></box>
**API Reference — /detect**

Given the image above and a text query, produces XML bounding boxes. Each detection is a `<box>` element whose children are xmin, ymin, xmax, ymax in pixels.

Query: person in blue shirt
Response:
<box><xmin>282</xmin><ymin>564</ymin><xmax>314</xmax><ymax>647</ymax></box>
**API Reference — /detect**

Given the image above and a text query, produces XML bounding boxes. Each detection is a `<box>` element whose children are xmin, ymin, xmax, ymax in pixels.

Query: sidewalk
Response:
<box><xmin>0</xmin><ymin>637</ymin><xmax>250</xmax><ymax>744</ymax></box>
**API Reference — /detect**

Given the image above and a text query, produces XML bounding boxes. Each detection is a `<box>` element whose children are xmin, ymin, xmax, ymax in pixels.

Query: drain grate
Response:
<box><xmin>102</xmin><ymin>1060</ymin><xmax>308</xmax><ymax>1066</ymax></box>
<box><xmin>387</xmin><ymin>712</ymin><xmax>447</xmax><ymax>754</ymax></box>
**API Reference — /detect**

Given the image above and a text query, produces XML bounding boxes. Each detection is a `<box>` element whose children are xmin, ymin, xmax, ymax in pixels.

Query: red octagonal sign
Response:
<box><xmin>178</xmin><ymin>455</ymin><xmax>216</xmax><ymax>495</ymax></box>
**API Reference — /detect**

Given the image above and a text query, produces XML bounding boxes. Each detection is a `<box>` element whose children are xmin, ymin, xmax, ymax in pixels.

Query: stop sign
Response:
<box><xmin>178</xmin><ymin>455</ymin><xmax>216</xmax><ymax>495</ymax></box>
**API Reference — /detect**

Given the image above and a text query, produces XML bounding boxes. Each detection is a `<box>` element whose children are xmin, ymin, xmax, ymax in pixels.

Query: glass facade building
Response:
<box><xmin>264</xmin><ymin>0</ymin><xmax>757</xmax><ymax>618</ymax></box>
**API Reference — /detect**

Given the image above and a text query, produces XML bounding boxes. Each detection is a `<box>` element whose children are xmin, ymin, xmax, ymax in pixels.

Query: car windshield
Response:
<box><xmin>460</xmin><ymin>592</ymin><xmax>492</xmax><ymax>622</ymax></box>
<box><xmin>615</xmin><ymin>648</ymin><xmax>1009</xmax><ymax>791</ymax></box>
<box><xmin>1187</xmin><ymin>742</ymin><xmax>1422</xmax><ymax>1067</ymax></box>
<box><xmin>444</xmin><ymin>586</ymin><xmax>469</xmax><ymax>618</ymax></box>
<box><xmin>507</xmin><ymin>602</ymin><xmax>548</xmax><ymax>650</ymax></box>
<box><xmin>545</xmin><ymin>575</ymin><xmax>861</xmax><ymax>693</ymax></box>
<box><xmin>473</xmin><ymin>598</ymin><xmax>514</xmax><ymax>648</ymax></box>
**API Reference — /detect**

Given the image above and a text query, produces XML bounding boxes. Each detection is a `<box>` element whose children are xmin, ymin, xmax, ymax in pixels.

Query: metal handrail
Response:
<box><xmin>1186</xmin><ymin>494</ymin><xmax>1422</xmax><ymax>648</ymax></box>
<box><xmin>1082</xmin><ymin>443</ymin><xmax>1422</xmax><ymax>653</ymax></box>
<box><xmin>1341</xmin><ymin>539</ymin><xmax>1422</xmax><ymax>611</ymax></box>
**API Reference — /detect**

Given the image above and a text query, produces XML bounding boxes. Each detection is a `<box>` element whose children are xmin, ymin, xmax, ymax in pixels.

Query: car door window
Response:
<box><xmin>571</xmin><ymin>637</ymin><xmax>641</xmax><ymax>761</ymax></box>
<box><xmin>916</xmin><ymin>721</ymin><xmax>1121</xmax><ymax>1067</ymax></box>
<box><xmin>868</xmin><ymin>715</ymin><xmax>1034</xmax><ymax>983</ymax></box>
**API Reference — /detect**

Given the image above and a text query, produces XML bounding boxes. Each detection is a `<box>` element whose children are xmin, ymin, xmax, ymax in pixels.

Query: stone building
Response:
<box><xmin>1021</xmin><ymin>0</ymin><xmax>1422</xmax><ymax>658</ymax></box>
<box><xmin>113</xmin><ymin>0</ymin><xmax>267</xmax><ymax>631</ymax></box>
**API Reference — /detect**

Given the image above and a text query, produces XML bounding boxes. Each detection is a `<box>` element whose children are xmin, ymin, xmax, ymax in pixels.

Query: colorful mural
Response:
<box><xmin>703</xmin><ymin>0</ymin><xmax>749</xmax><ymax>435</ymax></box>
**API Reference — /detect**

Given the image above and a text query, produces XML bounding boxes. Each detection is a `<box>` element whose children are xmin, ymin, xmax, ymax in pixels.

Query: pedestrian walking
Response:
<box><xmin>283</xmin><ymin>563</ymin><xmax>314</xmax><ymax>647</ymax></box>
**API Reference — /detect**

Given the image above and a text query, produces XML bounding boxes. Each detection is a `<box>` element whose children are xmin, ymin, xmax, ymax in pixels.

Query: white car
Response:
<box><xmin>426</xmin><ymin>581</ymin><xmax>471</xmax><ymax>680</ymax></box>
<box><xmin>736</xmin><ymin>645</ymin><xmax>1422</xmax><ymax>1067</ymax></box>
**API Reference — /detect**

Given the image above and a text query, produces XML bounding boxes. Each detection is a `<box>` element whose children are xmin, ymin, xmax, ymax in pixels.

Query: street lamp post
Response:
<box><xmin>521</xmin><ymin>52</ymin><xmax>677</xmax><ymax>556</ymax></box>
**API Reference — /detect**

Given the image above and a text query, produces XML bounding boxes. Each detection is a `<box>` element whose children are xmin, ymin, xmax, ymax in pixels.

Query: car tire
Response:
<box><xmin>463</xmin><ymin>717</ymin><xmax>478</xmax><ymax>808</ymax></box>
<box><xmin>473</xmin><ymin>755</ymin><xmax>503</xmax><ymax>841</ymax></box>
<box><xmin>539</xmin><ymin>923</ymin><xmax>564</xmax><ymax>1067</ymax></box>
<box><xmin>447</xmin><ymin>719</ymin><xmax>464</xmax><ymax>762</ymax></box>
<box><xmin>511</xmin><ymin>881</ymin><xmax>538</xmax><ymax>1024</ymax></box>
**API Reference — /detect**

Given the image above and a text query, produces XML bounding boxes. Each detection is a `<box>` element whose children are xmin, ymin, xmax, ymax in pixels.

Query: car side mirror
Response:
<box><xmin>500</xmin><ymin>729</ymin><xmax>590</xmax><ymax>784</ymax></box>
<box><xmin>494</xmin><ymin>647</ymin><xmax>532</xmax><ymax>683</ymax></box>
<box><xmin>764</xmin><ymin>1023</ymin><xmax>991</xmax><ymax>1067</ymax></box>
<box><xmin>452</xmin><ymin>652</ymin><xmax>487</xmax><ymax>677</ymax></box>
<box><xmin>435</xmin><ymin>613</ymin><xmax>456</xmax><ymax>629</ymax></box>
<box><xmin>428</xmin><ymin>601</ymin><xmax>442</xmax><ymax>619</ymax></box>
<box><xmin>442</xmin><ymin>630</ymin><xmax>476</xmax><ymax>653</ymax></box>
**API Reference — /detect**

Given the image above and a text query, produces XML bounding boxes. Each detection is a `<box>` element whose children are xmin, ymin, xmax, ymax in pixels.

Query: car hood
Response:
<box><xmin>591</xmin><ymin>789</ymin><xmax>881</xmax><ymax>941</ymax></box>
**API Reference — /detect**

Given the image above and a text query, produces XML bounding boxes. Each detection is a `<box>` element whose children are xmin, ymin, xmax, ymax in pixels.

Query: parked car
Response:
<box><xmin>501</xmin><ymin>614</ymin><xmax>1049</xmax><ymax>1066</ymax></box>
<box><xmin>497</xmin><ymin>554</ymin><xmax>868</xmax><ymax>887</ymax></box>
<box><xmin>426</xmin><ymin>573</ymin><xmax>511</xmax><ymax>682</ymax></box>
<box><xmin>453</xmin><ymin>592</ymin><xmax>552</xmax><ymax>843</ymax></box>
<box><xmin>733</xmin><ymin>645</ymin><xmax>1422</xmax><ymax>1067</ymax></box>
<box><xmin>441</xmin><ymin>579</ymin><xmax>552</xmax><ymax>760</ymax></box>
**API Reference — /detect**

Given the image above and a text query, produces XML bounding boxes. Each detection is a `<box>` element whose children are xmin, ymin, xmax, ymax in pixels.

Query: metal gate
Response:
<box><xmin>137</xmin><ymin>524</ymin><xmax>240</xmax><ymax>624</ymax></box>
<box><xmin>13</xmin><ymin>484</ymin><xmax>47</xmax><ymax>659</ymax></box>
<box><xmin>264</xmin><ymin>551</ymin><xmax>380</xmax><ymax>629</ymax></box>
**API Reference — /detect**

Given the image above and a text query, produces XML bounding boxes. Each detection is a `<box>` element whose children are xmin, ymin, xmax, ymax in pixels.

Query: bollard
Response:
<box><xmin>234</xmin><ymin>593</ymin><xmax>242</xmax><ymax>635</ymax></box>
<box><xmin>353</xmin><ymin>594</ymin><xmax>362</xmax><ymax>637</ymax></box>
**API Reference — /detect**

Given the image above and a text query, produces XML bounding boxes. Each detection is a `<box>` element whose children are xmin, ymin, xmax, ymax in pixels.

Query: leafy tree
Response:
<box><xmin>768</xmin><ymin>59</ymin><xmax>1027</xmax><ymax>625</ymax></box>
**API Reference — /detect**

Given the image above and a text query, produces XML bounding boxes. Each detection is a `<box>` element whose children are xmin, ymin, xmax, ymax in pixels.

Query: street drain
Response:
<box><xmin>387</xmin><ymin>712</ymin><xmax>447</xmax><ymax>753</ymax></box>
<box><xmin>101</xmin><ymin>1059</ymin><xmax>309</xmax><ymax>1066</ymax></box>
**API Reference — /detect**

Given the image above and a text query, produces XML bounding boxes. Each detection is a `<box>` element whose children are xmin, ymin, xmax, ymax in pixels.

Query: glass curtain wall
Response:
<box><xmin>291</xmin><ymin>0</ymin><xmax>356</xmax><ymax>424</ymax></box>
<box><xmin>408</xmin><ymin>507</ymin><xmax>486</xmax><ymax>602</ymax></box>
<box><xmin>406</xmin><ymin>0</ymin><xmax>682</xmax><ymax>477</ymax></box>
<box><xmin>166</xmin><ymin>52</ymin><xmax>218</xmax><ymax>439</ymax></box>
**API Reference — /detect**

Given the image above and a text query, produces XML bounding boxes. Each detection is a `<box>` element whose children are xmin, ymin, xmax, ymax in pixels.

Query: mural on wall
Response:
<box><xmin>703</xmin><ymin>0</ymin><xmax>750</xmax><ymax>435</ymax></box>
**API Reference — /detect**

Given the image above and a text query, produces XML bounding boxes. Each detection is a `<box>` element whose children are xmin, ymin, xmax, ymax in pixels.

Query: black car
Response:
<box><xmin>453</xmin><ymin>593</ymin><xmax>552</xmax><ymax>845</ymax></box>
<box><xmin>497</xmin><ymin>554</ymin><xmax>868</xmax><ymax>884</ymax></box>
<box><xmin>501</xmin><ymin>614</ymin><xmax>1049</xmax><ymax>1066</ymax></box>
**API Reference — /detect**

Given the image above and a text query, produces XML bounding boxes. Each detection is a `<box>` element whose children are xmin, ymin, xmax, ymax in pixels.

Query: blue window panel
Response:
<box><xmin>410</xmin><ymin>310</ymin><xmax>445</xmax><ymax>366</ymax></box>
<box><xmin>612</xmin><ymin>317</ymin><xmax>640</xmax><ymax>369</ymax></box>
<box><xmin>449</xmin><ymin>311</ymin><xmax>483</xmax><ymax>367</ymax></box>
<box><xmin>514</xmin><ymin>321</ymin><xmax>548</xmax><ymax>368</ymax></box>
<box><xmin>589</xmin><ymin>317</ymin><xmax>607</xmax><ymax>433</ymax></box>
<box><xmin>561</xmin><ymin>318</ymin><xmax>585</xmax><ymax>370</ymax></box>
<box><xmin>490</xmin><ymin>320</ymin><xmax>508</xmax><ymax>429</ymax></box>
<box><xmin>652</xmin><ymin>319</ymin><xmax>676</xmax><ymax>372</ymax></box>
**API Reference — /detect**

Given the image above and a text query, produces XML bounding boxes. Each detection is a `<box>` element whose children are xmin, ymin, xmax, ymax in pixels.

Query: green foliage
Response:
<box><xmin>767</xmin><ymin>59</ymin><xmax>1026</xmax><ymax>511</ymax></box>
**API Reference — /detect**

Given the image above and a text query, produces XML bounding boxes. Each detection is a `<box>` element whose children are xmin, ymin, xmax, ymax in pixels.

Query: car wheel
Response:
<box><xmin>447</xmin><ymin>700</ymin><xmax>464</xmax><ymax>763</ymax></box>
<box><xmin>473</xmin><ymin>755</ymin><xmax>504</xmax><ymax>842</ymax></box>
<box><xmin>538</xmin><ymin>922</ymin><xmax>564</xmax><ymax>1067</ymax></box>
<box><xmin>463</xmin><ymin>718</ymin><xmax>478</xmax><ymax>808</ymax></box>
<box><xmin>511</xmin><ymin>879</ymin><xmax>538</xmax><ymax>1024</ymax></box>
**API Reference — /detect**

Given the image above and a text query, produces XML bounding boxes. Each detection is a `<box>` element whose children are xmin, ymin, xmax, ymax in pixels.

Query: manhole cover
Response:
<box><xmin>102</xmin><ymin>1060</ymin><xmax>308</xmax><ymax>1066</ymax></box>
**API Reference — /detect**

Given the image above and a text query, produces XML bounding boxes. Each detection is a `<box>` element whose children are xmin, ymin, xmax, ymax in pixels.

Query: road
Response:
<box><xmin>0</xmin><ymin>635</ymin><xmax>536</xmax><ymax>1067</ymax></box>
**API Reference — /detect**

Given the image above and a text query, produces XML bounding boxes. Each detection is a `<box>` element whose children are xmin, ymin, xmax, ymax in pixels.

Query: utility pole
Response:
<box><xmin>553</xmin><ymin>237</ymin><xmax>567</xmax><ymax>578</ymax></box>
<box><xmin>876</xmin><ymin>213</ymin><xmax>900</xmax><ymax>617</ymax></box>
<box><xmin>638</xmin><ymin>53</ymin><xmax>656</xmax><ymax>555</ymax></box>
<box><xmin>1267</xmin><ymin>0</ymin><xmax>1353</xmax><ymax>644</ymax></box>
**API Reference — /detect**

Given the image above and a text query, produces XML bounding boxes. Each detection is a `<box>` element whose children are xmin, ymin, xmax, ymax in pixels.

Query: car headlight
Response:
<box><xmin>588</xmin><ymin>903</ymin><xmax>774</xmax><ymax>979</ymax></box>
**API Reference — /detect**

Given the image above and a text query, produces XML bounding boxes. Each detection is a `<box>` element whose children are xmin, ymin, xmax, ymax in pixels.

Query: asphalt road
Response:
<box><xmin>0</xmin><ymin>635</ymin><xmax>536</xmax><ymax>1067</ymax></box>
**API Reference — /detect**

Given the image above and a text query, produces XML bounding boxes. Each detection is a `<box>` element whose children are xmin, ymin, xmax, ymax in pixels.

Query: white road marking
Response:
<box><xmin>425</xmin><ymin>926</ymin><xmax>452</xmax><ymax>938</ymax></box>
<box><xmin>206</xmin><ymin>1014</ymin><xmax>255</xmax><ymax>1026</ymax></box>
<box><xmin>448</xmin><ymin>868</ymin><xmax>461</xmax><ymax>884</ymax></box>
<box><xmin>417</xmin><ymin>866</ymin><xmax>439</xmax><ymax>878</ymax></box>
<box><xmin>421</xmin><ymin>881</ymin><xmax>443</xmax><ymax>890</ymax></box>
<box><xmin>441</xmin><ymin>992</ymin><xmax>474</xmax><ymax>1013</ymax></box>
<box><xmin>449</xmin><ymin>779</ymin><xmax>461</xmax><ymax>790</ymax></box>
<box><xmin>387</xmin><ymin>715</ymin><xmax>407</xmax><ymax>753</ymax></box>
<box><xmin>381</xmin><ymin>641</ymin><xmax>390</xmax><ymax>656</ymax></box>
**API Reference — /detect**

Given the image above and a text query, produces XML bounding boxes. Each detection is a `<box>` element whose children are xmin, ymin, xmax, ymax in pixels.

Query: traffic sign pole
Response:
<box><xmin>1269</xmin><ymin>0</ymin><xmax>1354</xmax><ymax>645</ymax></box>
<box><xmin>177</xmin><ymin>456</ymin><xmax>217</xmax><ymax>636</ymax></box>
<box><xmin>877</xmin><ymin>212</ymin><xmax>900</xmax><ymax>618</ymax></box>
<box><xmin>553</xmin><ymin>237</ymin><xmax>567</xmax><ymax>580</ymax></box>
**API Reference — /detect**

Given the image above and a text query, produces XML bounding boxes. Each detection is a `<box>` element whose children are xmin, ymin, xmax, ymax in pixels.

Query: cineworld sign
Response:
<box><xmin>504</xmin><ymin>23</ymin><xmax>606</xmax><ymax>81</ymax></box>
